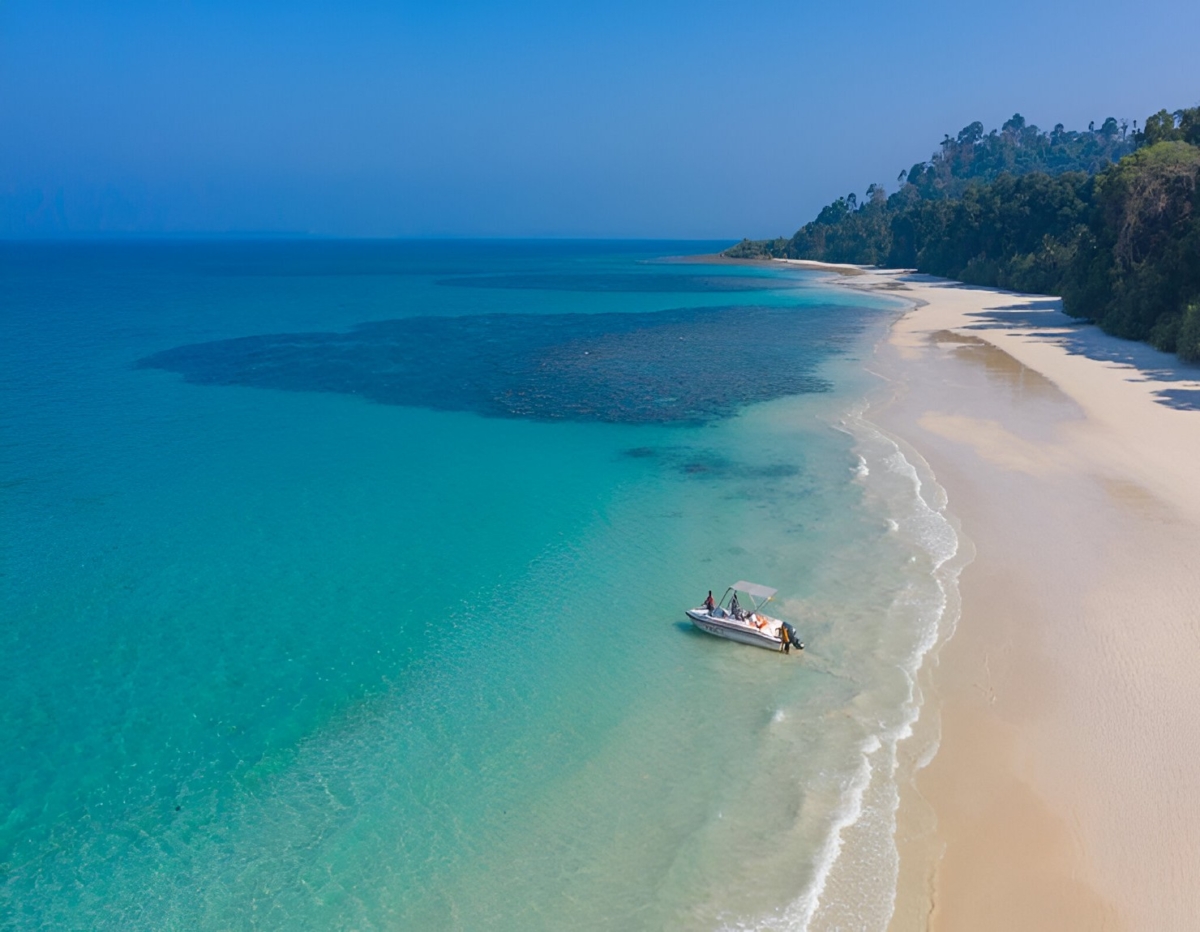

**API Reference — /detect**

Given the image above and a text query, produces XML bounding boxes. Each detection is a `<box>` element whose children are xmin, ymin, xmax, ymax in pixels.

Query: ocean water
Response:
<box><xmin>1</xmin><ymin>241</ymin><xmax>959</xmax><ymax>930</ymax></box>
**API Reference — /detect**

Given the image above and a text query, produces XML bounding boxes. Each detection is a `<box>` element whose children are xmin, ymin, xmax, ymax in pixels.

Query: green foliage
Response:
<box><xmin>725</xmin><ymin>237</ymin><xmax>788</xmax><ymax>259</ymax></box>
<box><xmin>902</xmin><ymin>112</ymin><xmax>1135</xmax><ymax>200</ymax></box>
<box><xmin>1178</xmin><ymin>302</ymin><xmax>1200</xmax><ymax>362</ymax></box>
<box><xmin>731</xmin><ymin>106</ymin><xmax>1200</xmax><ymax>361</ymax></box>
<box><xmin>1083</xmin><ymin>142</ymin><xmax>1200</xmax><ymax>348</ymax></box>
<box><xmin>1141</xmin><ymin>106</ymin><xmax>1200</xmax><ymax>146</ymax></box>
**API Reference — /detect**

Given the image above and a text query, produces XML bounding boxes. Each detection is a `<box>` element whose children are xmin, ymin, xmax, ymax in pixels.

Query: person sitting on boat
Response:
<box><xmin>703</xmin><ymin>591</ymin><xmax>715</xmax><ymax>612</ymax></box>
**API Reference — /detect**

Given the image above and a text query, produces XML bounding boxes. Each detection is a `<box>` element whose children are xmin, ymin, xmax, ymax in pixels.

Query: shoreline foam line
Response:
<box><xmin>726</xmin><ymin>382</ymin><xmax>967</xmax><ymax>932</ymax></box>
<box><xmin>813</xmin><ymin>262</ymin><xmax>1200</xmax><ymax>930</ymax></box>
<box><xmin>797</xmin><ymin>406</ymin><xmax>967</xmax><ymax>932</ymax></box>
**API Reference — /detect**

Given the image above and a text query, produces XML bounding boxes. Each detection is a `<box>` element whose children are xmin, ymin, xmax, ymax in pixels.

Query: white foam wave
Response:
<box><xmin>718</xmin><ymin>736</ymin><xmax>880</xmax><ymax>932</ymax></box>
<box><xmin>769</xmin><ymin>405</ymin><xmax>965</xmax><ymax>932</ymax></box>
<box><xmin>781</xmin><ymin>735</ymin><xmax>880</xmax><ymax>930</ymax></box>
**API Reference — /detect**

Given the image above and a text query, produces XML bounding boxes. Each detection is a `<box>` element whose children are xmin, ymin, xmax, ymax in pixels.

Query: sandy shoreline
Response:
<box><xmin>783</xmin><ymin>262</ymin><xmax>1200</xmax><ymax>929</ymax></box>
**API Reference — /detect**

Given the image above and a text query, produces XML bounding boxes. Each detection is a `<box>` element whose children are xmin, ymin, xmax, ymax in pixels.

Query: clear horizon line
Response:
<box><xmin>0</xmin><ymin>232</ymin><xmax>744</xmax><ymax>244</ymax></box>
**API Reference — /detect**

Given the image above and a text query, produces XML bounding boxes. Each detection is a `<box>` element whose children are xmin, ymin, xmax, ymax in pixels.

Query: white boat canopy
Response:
<box><xmin>730</xmin><ymin>581</ymin><xmax>777</xmax><ymax>601</ymax></box>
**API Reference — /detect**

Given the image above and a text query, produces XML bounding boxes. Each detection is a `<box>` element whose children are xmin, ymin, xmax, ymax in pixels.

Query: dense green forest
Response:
<box><xmin>729</xmin><ymin>107</ymin><xmax>1200</xmax><ymax>360</ymax></box>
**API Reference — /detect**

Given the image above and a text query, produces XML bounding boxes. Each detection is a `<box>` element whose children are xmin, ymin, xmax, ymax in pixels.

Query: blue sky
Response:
<box><xmin>2</xmin><ymin>0</ymin><xmax>1198</xmax><ymax>238</ymax></box>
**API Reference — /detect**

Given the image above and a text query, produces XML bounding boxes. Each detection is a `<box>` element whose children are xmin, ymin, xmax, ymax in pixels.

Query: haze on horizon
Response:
<box><xmin>2</xmin><ymin>0</ymin><xmax>1198</xmax><ymax>240</ymax></box>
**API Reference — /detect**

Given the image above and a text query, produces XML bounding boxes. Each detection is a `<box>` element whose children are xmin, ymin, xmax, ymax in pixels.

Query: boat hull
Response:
<box><xmin>686</xmin><ymin>609</ymin><xmax>785</xmax><ymax>651</ymax></box>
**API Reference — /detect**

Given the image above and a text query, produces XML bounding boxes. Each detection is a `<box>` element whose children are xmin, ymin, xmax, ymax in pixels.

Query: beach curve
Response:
<box><xmin>798</xmin><ymin>262</ymin><xmax>1200</xmax><ymax>931</ymax></box>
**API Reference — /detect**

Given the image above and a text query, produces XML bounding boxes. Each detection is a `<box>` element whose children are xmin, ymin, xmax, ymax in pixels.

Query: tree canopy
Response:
<box><xmin>728</xmin><ymin>105</ymin><xmax>1200</xmax><ymax>360</ymax></box>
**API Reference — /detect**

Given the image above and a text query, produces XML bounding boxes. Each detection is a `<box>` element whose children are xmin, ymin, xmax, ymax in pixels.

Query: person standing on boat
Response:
<box><xmin>704</xmin><ymin>591</ymin><xmax>715</xmax><ymax>612</ymax></box>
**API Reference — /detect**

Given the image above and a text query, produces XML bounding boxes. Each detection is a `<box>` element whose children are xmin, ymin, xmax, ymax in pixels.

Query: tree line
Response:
<box><xmin>728</xmin><ymin>106</ymin><xmax>1200</xmax><ymax>361</ymax></box>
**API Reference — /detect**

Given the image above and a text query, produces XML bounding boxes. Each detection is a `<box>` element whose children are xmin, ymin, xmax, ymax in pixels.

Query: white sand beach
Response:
<box><xmin>790</xmin><ymin>262</ymin><xmax>1200</xmax><ymax>930</ymax></box>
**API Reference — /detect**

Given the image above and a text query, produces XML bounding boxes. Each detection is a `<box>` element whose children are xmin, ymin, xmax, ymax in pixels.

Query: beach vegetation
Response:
<box><xmin>1176</xmin><ymin>302</ymin><xmax>1200</xmax><ymax>362</ymax></box>
<box><xmin>730</xmin><ymin>105</ymin><xmax>1200</xmax><ymax>361</ymax></box>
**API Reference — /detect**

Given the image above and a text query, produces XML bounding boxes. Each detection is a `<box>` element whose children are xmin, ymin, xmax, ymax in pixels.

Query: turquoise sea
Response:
<box><xmin>1</xmin><ymin>241</ymin><xmax>959</xmax><ymax>930</ymax></box>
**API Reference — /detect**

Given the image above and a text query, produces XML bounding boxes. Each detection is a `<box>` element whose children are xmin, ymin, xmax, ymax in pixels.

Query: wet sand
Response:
<box><xmin>848</xmin><ymin>270</ymin><xmax>1200</xmax><ymax>931</ymax></box>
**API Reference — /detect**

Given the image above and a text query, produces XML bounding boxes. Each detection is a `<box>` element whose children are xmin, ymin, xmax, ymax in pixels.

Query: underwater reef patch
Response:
<box><xmin>137</xmin><ymin>304</ymin><xmax>864</xmax><ymax>425</ymax></box>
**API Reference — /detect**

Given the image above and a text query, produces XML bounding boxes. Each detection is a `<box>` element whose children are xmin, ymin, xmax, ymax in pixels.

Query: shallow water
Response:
<box><xmin>1</xmin><ymin>241</ymin><xmax>955</xmax><ymax>930</ymax></box>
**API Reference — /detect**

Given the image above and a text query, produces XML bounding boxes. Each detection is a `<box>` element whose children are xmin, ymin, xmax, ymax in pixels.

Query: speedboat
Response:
<box><xmin>686</xmin><ymin>581</ymin><xmax>803</xmax><ymax>652</ymax></box>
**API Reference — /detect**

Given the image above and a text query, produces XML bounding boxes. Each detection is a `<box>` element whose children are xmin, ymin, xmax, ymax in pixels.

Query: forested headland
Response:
<box><xmin>729</xmin><ymin>107</ymin><xmax>1200</xmax><ymax>360</ymax></box>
